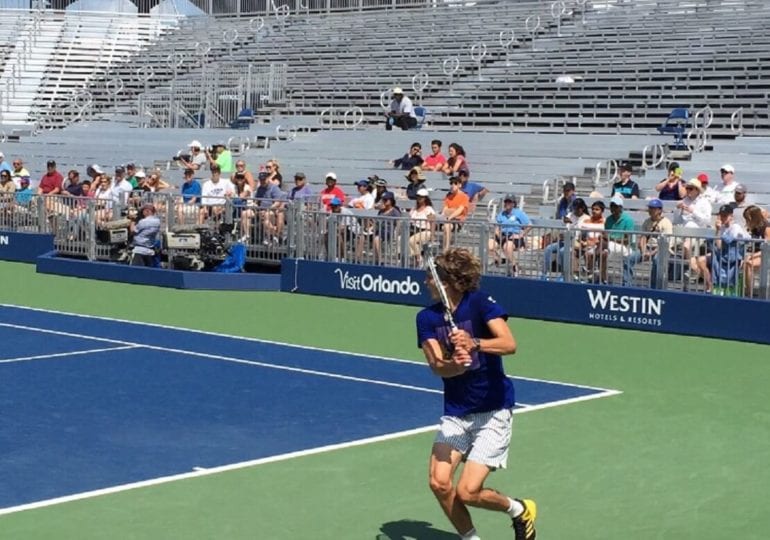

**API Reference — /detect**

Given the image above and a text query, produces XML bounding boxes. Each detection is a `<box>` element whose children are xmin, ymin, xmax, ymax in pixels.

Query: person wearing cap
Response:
<box><xmin>597</xmin><ymin>195</ymin><xmax>636</xmax><ymax>284</ymax></box>
<box><xmin>458</xmin><ymin>169</ymin><xmax>488</xmax><ymax>215</ymax></box>
<box><xmin>408</xmin><ymin>187</ymin><xmax>436</xmax><ymax>265</ymax></box>
<box><xmin>14</xmin><ymin>176</ymin><xmax>33</xmax><ymax>206</ymax></box>
<box><xmin>611</xmin><ymin>162</ymin><xmax>640</xmax><ymax>200</ymax></box>
<box><xmin>440</xmin><ymin>176</ymin><xmax>470</xmax><ymax>251</ymax></box>
<box><xmin>10</xmin><ymin>158</ymin><xmax>29</xmax><ymax>190</ymax></box>
<box><xmin>64</xmin><ymin>170</ymin><xmax>84</xmax><ymax>197</ymax></box>
<box><xmin>232</xmin><ymin>160</ymin><xmax>255</xmax><ymax>191</ymax></box>
<box><xmin>674</xmin><ymin>178</ymin><xmax>712</xmax><ymax>229</ymax></box>
<box><xmin>713</xmin><ymin>164</ymin><xmax>740</xmax><ymax>205</ymax></box>
<box><xmin>129</xmin><ymin>203</ymin><xmax>161</xmax><ymax>267</ymax></box>
<box><xmin>177</xmin><ymin>168</ymin><xmax>202</xmax><ymax>225</ymax></box>
<box><xmin>690</xmin><ymin>204</ymin><xmax>750</xmax><ymax>294</ymax></box>
<box><xmin>422</xmin><ymin>139</ymin><xmax>447</xmax><ymax>172</ymax></box>
<box><xmin>489</xmin><ymin>194</ymin><xmax>531</xmax><ymax>276</ymax></box>
<box><xmin>37</xmin><ymin>160</ymin><xmax>63</xmax><ymax>196</ymax></box>
<box><xmin>124</xmin><ymin>163</ymin><xmax>138</xmax><ymax>189</ymax></box>
<box><xmin>696</xmin><ymin>172</ymin><xmax>718</xmax><ymax>204</ymax></box>
<box><xmin>390</xmin><ymin>142</ymin><xmax>424</xmax><ymax>171</ymax></box>
<box><xmin>0</xmin><ymin>152</ymin><xmax>11</xmax><ymax>175</ymax></box>
<box><xmin>404</xmin><ymin>166</ymin><xmax>428</xmax><ymax>200</ymax></box>
<box><xmin>198</xmin><ymin>163</ymin><xmax>235</xmax><ymax>224</ymax></box>
<box><xmin>373</xmin><ymin>178</ymin><xmax>395</xmax><ymax>210</ymax></box>
<box><xmin>109</xmin><ymin>168</ymin><xmax>134</xmax><ymax>206</ymax></box>
<box><xmin>385</xmin><ymin>87</ymin><xmax>417</xmax><ymax>131</ymax></box>
<box><xmin>327</xmin><ymin>196</ymin><xmax>359</xmax><ymax>261</ymax></box>
<box><xmin>178</xmin><ymin>140</ymin><xmax>207</xmax><ymax>178</ymax></box>
<box><xmin>728</xmin><ymin>184</ymin><xmax>754</xmax><ymax>228</ymax></box>
<box><xmin>555</xmin><ymin>181</ymin><xmax>576</xmax><ymax>220</ymax></box>
<box><xmin>625</xmin><ymin>199</ymin><xmax>674</xmax><ymax>288</ymax></box>
<box><xmin>348</xmin><ymin>179</ymin><xmax>375</xmax><ymax>209</ymax></box>
<box><xmin>655</xmin><ymin>162</ymin><xmax>686</xmax><ymax>201</ymax></box>
<box><xmin>206</xmin><ymin>142</ymin><xmax>233</xmax><ymax>174</ymax></box>
<box><xmin>372</xmin><ymin>191</ymin><xmax>402</xmax><ymax>264</ymax></box>
<box><xmin>320</xmin><ymin>172</ymin><xmax>346</xmax><ymax>211</ymax></box>
<box><xmin>289</xmin><ymin>172</ymin><xmax>313</xmax><ymax>201</ymax></box>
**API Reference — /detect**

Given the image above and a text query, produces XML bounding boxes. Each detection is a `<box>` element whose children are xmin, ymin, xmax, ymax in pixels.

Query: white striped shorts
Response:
<box><xmin>435</xmin><ymin>408</ymin><xmax>514</xmax><ymax>469</ymax></box>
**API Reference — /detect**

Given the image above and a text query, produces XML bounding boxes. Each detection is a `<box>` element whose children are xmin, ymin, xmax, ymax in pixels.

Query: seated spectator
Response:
<box><xmin>742</xmin><ymin>205</ymin><xmax>770</xmax><ymax>297</ymax></box>
<box><xmin>15</xmin><ymin>177</ymin><xmax>33</xmax><ymax>206</ymax></box>
<box><xmin>320</xmin><ymin>172</ymin><xmax>346</xmax><ymax>211</ymax></box>
<box><xmin>422</xmin><ymin>139</ymin><xmax>446</xmax><ymax>171</ymax></box>
<box><xmin>458</xmin><ymin>169</ymin><xmax>488</xmax><ymax>215</ymax></box>
<box><xmin>690</xmin><ymin>205</ymin><xmax>749</xmax><ymax>294</ymax></box>
<box><xmin>0</xmin><ymin>152</ymin><xmax>11</xmax><ymax>175</ymax></box>
<box><xmin>441</xmin><ymin>143</ymin><xmax>469</xmax><ymax>177</ymax></box>
<box><xmin>178</xmin><ymin>140</ymin><xmax>208</xmax><ymax>180</ymax></box>
<box><xmin>408</xmin><ymin>188</ymin><xmax>436</xmax><ymax>266</ymax></box>
<box><xmin>207</xmin><ymin>142</ymin><xmax>233</xmax><ymax>174</ymax></box>
<box><xmin>611</xmin><ymin>162</ymin><xmax>640</xmax><ymax>199</ymax></box>
<box><xmin>404</xmin><ymin>167</ymin><xmax>427</xmax><ymax>201</ymax></box>
<box><xmin>598</xmin><ymin>195</ymin><xmax>635</xmax><ymax>284</ymax></box>
<box><xmin>289</xmin><ymin>172</ymin><xmax>313</xmax><ymax>201</ymax></box>
<box><xmin>488</xmin><ymin>194</ymin><xmax>531</xmax><ymax>276</ymax></box>
<box><xmin>232</xmin><ymin>160</ymin><xmax>255</xmax><ymax>191</ymax></box>
<box><xmin>92</xmin><ymin>175</ymin><xmax>114</xmax><ymax>225</ymax></box>
<box><xmin>199</xmin><ymin>164</ymin><xmax>234</xmax><ymax>224</ymax></box>
<box><xmin>0</xmin><ymin>170</ymin><xmax>15</xmax><ymax>215</ymax></box>
<box><xmin>139</xmin><ymin>171</ymin><xmax>171</xmax><ymax>193</ymax></box>
<box><xmin>390</xmin><ymin>142</ymin><xmax>423</xmax><ymax>171</ymax></box>
<box><xmin>254</xmin><ymin>171</ymin><xmax>287</xmax><ymax>244</ymax></box>
<box><xmin>125</xmin><ymin>163</ymin><xmax>139</xmax><ymax>188</ymax></box>
<box><xmin>625</xmin><ymin>199</ymin><xmax>673</xmax><ymax>287</ymax></box>
<box><xmin>673</xmin><ymin>178</ymin><xmax>712</xmax><ymax>262</ymax></box>
<box><xmin>231</xmin><ymin>171</ymin><xmax>253</xmax><ymax>238</ymax></box>
<box><xmin>373</xmin><ymin>192</ymin><xmax>402</xmax><ymax>264</ymax></box>
<box><xmin>384</xmin><ymin>87</ymin><xmax>418</xmax><ymax>131</ymax></box>
<box><xmin>714</xmin><ymin>164</ymin><xmax>739</xmax><ymax>206</ymax></box>
<box><xmin>113</xmin><ymin>166</ymin><xmax>129</xmax><ymax>192</ymax></box>
<box><xmin>64</xmin><ymin>170</ymin><xmax>84</xmax><ymax>197</ymax></box>
<box><xmin>655</xmin><ymin>162</ymin><xmax>685</xmax><ymax>201</ymax></box>
<box><xmin>348</xmin><ymin>179</ymin><xmax>375</xmax><ymax>209</ymax></box>
<box><xmin>109</xmin><ymin>170</ymin><xmax>134</xmax><ymax>206</ymax></box>
<box><xmin>37</xmin><ymin>160</ymin><xmax>63</xmax><ymax>195</ymax></box>
<box><xmin>440</xmin><ymin>176</ymin><xmax>470</xmax><ymax>250</ymax></box>
<box><xmin>728</xmin><ymin>184</ymin><xmax>753</xmax><ymax>228</ymax></box>
<box><xmin>129</xmin><ymin>203</ymin><xmax>161</xmax><ymax>267</ymax></box>
<box><xmin>555</xmin><ymin>181</ymin><xmax>576</xmax><ymax>220</ymax></box>
<box><xmin>11</xmin><ymin>158</ymin><xmax>30</xmax><ymax>190</ymax></box>
<box><xmin>328</xmin><ymin>196</ymin><xmax>360</xmax><ymax>261</ymax></box>
<box><xmin>578</xmin><ymin>201</ymin><xmax>607</xmax><ymax>279</ymax></box>
<box><xmin>542</xmin><ymin>197</ymin><xmax>589</xmax><ymax>278</ymax></box>
<box><xmin>177</xmin><ymin>168</ymin><xmax>201</xmax><ymax>225</ymax></box>
<box><xmin>86</xmin><ymin>164</ymin><xmax>105</xmax><ymax>186</ymax></box>
<box><xmin>374</xmin><ymin>178</ymin><xmax>395</xmax><ymax>210</ymax></box>
<box><xmin>698</xmin><ymin>173</ymin><xmax>717</xmax><ymax>204</ymax></box>
<box><xmin>263</xmin><ymin>159</ymin><xmax>283</xmax><ymax>186</ymax></box>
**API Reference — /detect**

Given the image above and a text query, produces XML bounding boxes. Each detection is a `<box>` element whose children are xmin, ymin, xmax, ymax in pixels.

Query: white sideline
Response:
<box><xmin>0</xmin><ymin>345</ymin><xmax>138</xmax><ymax>365</ymax></box>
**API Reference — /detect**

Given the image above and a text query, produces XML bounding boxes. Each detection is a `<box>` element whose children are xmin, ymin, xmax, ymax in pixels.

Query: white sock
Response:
<box><xmin>460</xmin><ymin>528</ymin><xmax>481</xmax><ymax>540</ymax></box>
<box><xmin>507</xmin><ymin>497</ymin><xmax>525</xmax><ymax>518</ymax></box>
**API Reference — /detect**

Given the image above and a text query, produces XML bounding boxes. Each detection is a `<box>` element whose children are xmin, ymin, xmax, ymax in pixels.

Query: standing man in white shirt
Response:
<box><xmin>714</xmin><ymin>164</ymin><xmax>738</xmax><ymax>205</ymax></box>
<box><xmin>385</xmin><ymin>87</ymin><xmax>417</xmax><ymax>131</ymax></box>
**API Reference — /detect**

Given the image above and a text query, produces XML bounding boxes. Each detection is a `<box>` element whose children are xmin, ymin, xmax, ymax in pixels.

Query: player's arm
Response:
<box><xmin>450</xmin><ymin>318</ymin><xmax>516</xmax><ymax>356</ymax></box>
<box><xmin>421</xmin><ymin>338</ymin><xmax>468</xmax><ymax>378</ymax></box>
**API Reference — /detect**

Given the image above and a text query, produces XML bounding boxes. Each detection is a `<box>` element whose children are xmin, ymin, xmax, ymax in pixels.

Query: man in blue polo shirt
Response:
<box><xmin>458</xmin><ymin>169</ymin><xmax>488</xmax><ymax>215</ymax></box>
<box><xmin>416</xmin><ymin>247</ymin><xmax>537</xmax><ymax>540</ymax></box>
<box><xmin>488</xmin><ymin>194</ymin><xmax>531</xmax><ymax>276</ymax></box>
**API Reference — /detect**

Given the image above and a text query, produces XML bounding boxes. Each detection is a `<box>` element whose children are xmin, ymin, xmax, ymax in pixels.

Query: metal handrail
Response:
<box><xmin>641</xmin><ymin>144</ymin><xmax>666</xmax><ymax>170</ymax></box>
<box><xmin>731</xmin><ymin>107</ymin><xmax>744</xmax><ymax>135</ymax></box>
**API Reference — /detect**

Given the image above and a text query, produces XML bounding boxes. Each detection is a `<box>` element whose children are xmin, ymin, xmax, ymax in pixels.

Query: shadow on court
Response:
<box><xmin>376</xmin><ymin>519</ymin><xmax>457</xmax><ymax>539</ymax></box>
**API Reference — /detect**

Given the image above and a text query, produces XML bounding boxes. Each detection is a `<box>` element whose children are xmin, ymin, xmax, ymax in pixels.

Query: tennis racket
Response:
<box><xmin>426</xmin><ymin>256</ymin><xmax>471</xmax><ymax>367</ymax></box>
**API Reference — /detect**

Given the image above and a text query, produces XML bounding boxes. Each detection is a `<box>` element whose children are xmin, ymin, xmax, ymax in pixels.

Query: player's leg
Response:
<box><xmin>429</xmin><ymin>442</ymin><xmax>475</xmax><ymax>536</ymax></box>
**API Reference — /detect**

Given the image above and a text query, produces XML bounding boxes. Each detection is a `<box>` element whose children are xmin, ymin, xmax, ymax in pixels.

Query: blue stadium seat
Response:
<box><xmin>657</xmin><ymin>108</ymin><xmax>690</xmax><ymax>148</ymax></box>
<box><xmin>230</xmin><ymin>108</ymin><xmax>255</xmax><ymax>130</ymax></box>
<box><xmin>414</xmin><ymin>106</ymin><xmax>427</xmax><ymax>129</ymax></box>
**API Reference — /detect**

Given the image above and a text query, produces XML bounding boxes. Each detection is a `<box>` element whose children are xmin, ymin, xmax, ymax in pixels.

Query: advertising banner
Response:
<box><xmin>0</xmin><ymin>232</ymin><xmax>55</xmax><ymax>263</ymax></box>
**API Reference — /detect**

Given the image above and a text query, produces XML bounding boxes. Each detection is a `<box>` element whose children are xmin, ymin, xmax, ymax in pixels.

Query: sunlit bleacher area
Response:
<box><xmin>0</xmin><ymin>0</ymin><xmax>768</xmax><ymax>299</ymax></box>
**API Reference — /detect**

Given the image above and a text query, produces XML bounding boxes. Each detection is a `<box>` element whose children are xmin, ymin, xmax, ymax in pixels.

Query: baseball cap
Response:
<box><xmin>258</xmin><ymin>172</ymin><xmax>269</xmax><ymax>181</ymax></box>
<box><xmin>734</xmin><ymin>183</ymin><xmax>747</xmax><ymax>193</ymax></box>
<box><xmin>503</xmin><ymin>193</ymin><xmax>516</xmax><ymax>202</ymax></box>
<box><xmin>325</xmin><ymin>172</ymin><xmax>337</xmax><ymax>181</ymax></box>
<box><xmin>381</xmin><ymin>191</ymin><xmax>396</xmax><ymax>202</ymax></box>
<box><xmin>668</xmin><ymin>161</ymin><xmax>681</xmax><ymax>172</ymax></box>
<box><xmin>392</xmin><ymin>87</ymin><xmax>403</xmax><ymax>95</ymax></box>
<box><xmin>189</xmin><ymin>140</ymin><xmax>202</xmax><ymax>149</ymax></box>
<box><xmin>718</xmin><ymin>204</ymin><xmax>734</xmax><ymax>215</ymax></box>
<box><xmin>135</xmin><ymin>170</ymin><xmax>146</xmax><ymax>179</ymax></box>
<box><xmin>720</xmin><ymin>164</ymin><xmax>735</xmax><ymax>173</ymax></box>
<box><xmin>416</xmin><ymin>188</ymin><xmax>430</xmax><ymax>197</ymax></box>
<box><xmin>647</xmin><ymin>198</ymin><xmax>663</xmax><ymax>209</ymax></box>
<box><xmin>354</xmin><ymin>179</ymin><xmax>369</xmax><ymax>187</ymax></box>
<box><xmin>619</xmin><ymin>161</ymin><xmax>633</xmax><ymax>172</ymax></box>
<box><xmin>294</xmin><ymin>172</ymin><xmax>306</xmax><ymax>180</ymax></box>
<box><xmin>115</xmin><ymin>166</ymin><xmax>125</xmax><ymax>174</ymax></box>
<box><xmin>88</xmin><ymin>164</ymin><xmax>103</xmax><ymax>175</ymax></box>
<box><xmin>609</xmin><ymin>195</ymin><xmax>624</xmax><ymax>207</ymax></box>
<box><xmin>329</xmin><ymin>197</ymin><xmax>342</xmax><ymax>206</ymax></box>
<box><xmin>0</xmin><ymin>152</ymin><xmax>4</xmax><ymax>159</ymax></box>
<box><xmin>697</xmin><ymin>173</ymin><xmax>709</xmax><ymax>185</ymax></box>
<box><xmin>126</xmin><ymin>163</ymin><xmax>136</xmax><ymax>169</ymax></box>
<box><xmin>685</xmin><ymin>178</ymin><xmax>702</xmax><ymax>192</ymax></box>
<box><xmin>375</xmin><ymin>178</ymin><xmax>387</xmax><ymax>187</ymax></box>
<box><xmin>47</xmin><ymin>160</ymin><xmax>56</xmax><ymax>167</ymax></box>
<box><xmin>19</xmin><ymin>177</ymin><xmax>30</xmax><ymax>185</ymax></box>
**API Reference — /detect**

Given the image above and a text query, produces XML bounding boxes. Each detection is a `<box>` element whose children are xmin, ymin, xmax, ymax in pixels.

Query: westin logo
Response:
<box><xmin>586</xmin><ymin>289</ymin><xmax>664</xmax><ymax>327</ymax></box>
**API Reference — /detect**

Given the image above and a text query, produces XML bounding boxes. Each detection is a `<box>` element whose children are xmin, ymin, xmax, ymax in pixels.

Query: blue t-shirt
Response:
<box><xmin>416</xmin><ymin>290</ymin><xmax>515</xmax><ymax>416</ymax></box>
<box><xmin>181</xmin><ymin>180</ymin><xmax>202</xmax><ymax>203</ymax></box>
<box><xmin>461</xmin><ymin>181</ymin><xmax>485</xmax><ymax>200</ymax></box>
<box><xmin>496</xmin><ymin>208</ymin><xmax>531</xmax><ymax>235</ymax></box>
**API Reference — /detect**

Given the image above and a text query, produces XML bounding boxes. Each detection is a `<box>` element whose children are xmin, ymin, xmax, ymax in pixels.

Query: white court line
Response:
<box><xmin>0</xmin><ymin>345</ymin><xmax>139</xmax><ymax>365</ymax></box>
<box><xmin>0</xmin><ymin>303</ymin><xmax>623</xmax><ymax>394</ymax></box>
<box><xmin>0</xmin><ymin>322</ymin><xmax>443</xmax><ymax>396</ymax></box>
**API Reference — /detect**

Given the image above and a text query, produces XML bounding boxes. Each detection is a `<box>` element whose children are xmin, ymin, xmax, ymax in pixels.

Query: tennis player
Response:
<box><xmin>416</xmin><ymin>247</ymin><xmax>536</xmax><ymax>540</ymax></box>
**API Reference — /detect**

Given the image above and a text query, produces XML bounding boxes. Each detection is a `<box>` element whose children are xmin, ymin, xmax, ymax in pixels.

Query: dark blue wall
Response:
<box><xmin>0</xmin><ymin>232</ymin><xmax>54</xmax><ymax>263</ymax></box>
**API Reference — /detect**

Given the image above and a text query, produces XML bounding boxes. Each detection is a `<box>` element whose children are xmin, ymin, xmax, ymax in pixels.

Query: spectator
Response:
<box><xmin>92</xmin><ymin>175</ymin><xmax>113</xmax><ymax>224</ymax></box>
<box><xmin>113</xmin><ymin>166</ymin><xmax>129</xmax><ymax>192</ymax></box>
<box><xmin>264</xmin><ymin>159</ymin><xmax>283</xmax><ymax>186</ymax></box>
<box><xmin>199</xmin><ymin>164</ymin><xmax>234</xmax><ymax>224</ymax></box>
<box><xmin>81</xmin><ymin>180</ymin><xmax>93</xmax><ymax>197</ymax></box>
<box><xmin>384</xmin><ymin>87</ymin><xmax>417</xmax><ymax>131</ymax></box>
<box><xmin>348</xmin><ymin>179</ymin><xmax>375</xmax><ymax>209</ymax></box>
<box><xmin>15</xmin><ymin>177</ymin><xmax>33</xmax><ymax>206</ymax></box>
<box><xmin>542</xmin><ymin>197</ymin><xmax>589</xmax><ymax>278</ymax></box>
<box><xmin>178</xmin><ymin>140</ymin><xmax>208</xmax><ymax>179</ymax></box>
<box><xmin>673</xmin><ymin>178</ymin><xmax>712</xmax><ymax>229</ymax></box>
<box><xmin>109</xmin><ymin>170</ymin><xmax>134</xmax><ymax>206</ymax></box>
<box><xmin>611</xmin><ymin>162</ymin><xmax>640</xmax><ymax>199</ymax></box>
<box><xmin>579</xmin><ymin>201</ymin><xmax>607</xmax><ymax>279</ymax></box>
<box><xmin>373</xmin><ymin>178</ymin><xmax>395</xmax><ymax>210</ymax></box>
<box><xmin>320</xmin><ymin>172</ymin><xmax>346</xmax><ymax>211</ymax></box>
<box><xmin>125</xmin><ymin>163</ymin><xmax>139</xmax><ymax>188</ymax></box>
<box><xmin>207</xmin><ymin>142</ymin><xmax>233</xmax><ymax>174</ymax></box>
<box><xmin>625</xmin><ymin>199</ymin><xmax>673</xmax><ymax>287</ymax></box>
<box><xmin>390</xmin><ymin>142</ymin><xmax>423</xmax><ymax>171</ymax></box>
<box><xmin>422</xmin><ymin>139</ymin><xmax>446</xmax><ymax>171</ymax></box>
<box><xmin>742</xmin><ymin>205</ymin><xmax>770</xmax><ymax>297</ymax></box>
<box><xmin>691</xmin><ymin>205</ymin><xmax>749</xmax><ymax>294</ymax></box>
<box><xmin>0</xmin><ymin>152</ymin><xmax>11</xmax><ymax>175</ymax></box>
<box><xmin>441</xmin><ymin>143</ymin><xmax>469</xmax><ymax>177</ymax></box>
<box><xmin>231</xmin><ymin>171</ymin><xmax>253</xmax><ymax>238</ymax></box>
<box><xmin>64</xmin><ymin>170</ymin><xmax>84</xmax><ymax>197</ymax></box>
<box><xmin>598</xmin><ymin>195</ymin><xmax>635</xmax><ymax>284</ymax></box>
<box><xmin>177</xmin><ymin>168</ymin><xmax>201</xmax><ymax>225</ymax></box>
<box><xmin>86</xmin><ymin>163</ymin><xmax>105</xmax><ymax>185</ymax></box>
<box><xmin>373</xmin><ymin>192</ymin><xmax>402</xmax><ymax>264</ymax></box>
<box><xmin>404</xmin><ymin>166</ymin><xmax>428</xmax><ymax>201</ymax></box>
<box><xmin>714</xmin><ymin>164</ymin><xmax>739</xmax><ymax>205</ymax></box>
<box><xmin>37</xmin><ymin>160</ymin><xmax>63</xmax><ymax>195</ymax></box>
<box><xmin>728</xmin><ymin>184</ymin><xmax>753</xmax><ymax>228</ymax></box>
<box><xmin>232</xmin><ymin>160</ymin><xmax>255</xmax><ymax>191</ymax></box>
<box><xmin>697</xmin><ymin>173</ymin><xmax>718</xmax><ymax>204</ymax></box>
<box><xmin>0</xmin><ymin>171</ymin><xmax>15</xmax><ymax>210</ymax></box>
<box><xmin>328</xmin><ymin>196</ymin><xmax>359</xmax><ymax>261</ymax></box>
<box><xmin>655</xmin><ymin>162</ymin><xmax>685</xmax><ymax>201</ymax></box>
<box><xmin>129</xmin><ymin>203</ymin><xmax>161</xmax><ymax>267</ymax></box>
<box><xmin>458</xmin><ymin>169</ymin><xmax>488</xmax><ymax>215</ymax></box>
<box><xmin>11</xmin><ymin>158</ymin><xmax>30</xmax><ymax>190</ymax></box>
<box><xmin>140</xmin><ymin>171</ymin><xmax>171</xmax><ymax>193</ymax></box>
<box><xmin>555</xmin><ymin>181</ymin><xmax>576</xmax><ymax>220</ymax></box>
<box><xmin>408</xmin><ymin>187</ymin><xmax>436</xmax><ymax>266</ymax></box>
<box><xmin>289</xmin><ymin>172</ymin><xmax>313</xmax><ymax>201</ymax></box>
<box><xmin>254</xmin><ymin>170</ymin><xmax>287</xmax><ymax>244</ymax></box>
<box><xmin>440</xmin><ymin>176</ymin><xmax>470</xmax><ymax>250</ymax></box>
<box><xmin>488</xmin><ymin>194</ymin><xmax>531</xmax><ymax>276</ymax></box>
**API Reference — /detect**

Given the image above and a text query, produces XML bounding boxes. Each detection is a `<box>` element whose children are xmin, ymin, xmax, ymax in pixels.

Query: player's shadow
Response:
<box><xmin>376</xmin><ymin>519</ymin><xmax>457</xmax><ymax>539</ymax></box>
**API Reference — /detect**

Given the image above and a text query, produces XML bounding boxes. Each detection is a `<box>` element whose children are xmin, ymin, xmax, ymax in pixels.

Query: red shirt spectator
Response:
<box><xmin>422</xmin><ymin>139</ymin><xmax>447</xmax><ymax>171</ymax></box>
<box><xmin>37</xmin><ymin>160</ymin><xmax>64</xmax><ymax>195</ymax></box>
<box><xmin>320</xmin><ymin>172</ymin><xmax>346</xmax><ymax>211</ymax></box>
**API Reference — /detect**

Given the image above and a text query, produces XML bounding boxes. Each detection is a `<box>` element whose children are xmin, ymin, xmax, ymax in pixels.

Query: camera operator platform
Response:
<box><xmin>129</xmin><ymin>203</ymin><xmax>161</xmax><ymax>266</ymax></box>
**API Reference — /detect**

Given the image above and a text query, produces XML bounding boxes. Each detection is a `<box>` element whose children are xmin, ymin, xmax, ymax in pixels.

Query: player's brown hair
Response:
<box><xmin>436</xmin><ymin>247</ymin><xmax>482</xmax><ymax>293</ymax></box>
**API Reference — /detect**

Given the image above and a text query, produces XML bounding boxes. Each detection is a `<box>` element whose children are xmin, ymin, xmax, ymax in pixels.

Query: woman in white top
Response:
<box><xmin>348</xmin><ymin>180</ymin><xmax>375</xmax><ymax>210</ymax></box>
<box><xmin>408</xmin><ymin>188</ymin><xmax>436</xmax><ymax>266</ymax></box>
<box><xmin>674</xmin><ymin>178</ymin><xmax>713</xmax><ymax>262</ymax></box>
<box><xmin>577</xmin><ymin>200</ymin><xmax>606</xmax><ymax>278</ymax></box>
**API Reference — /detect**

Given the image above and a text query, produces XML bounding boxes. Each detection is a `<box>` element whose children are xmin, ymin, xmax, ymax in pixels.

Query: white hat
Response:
<box><xmin>609</xmin><ymin>195</ymin><xmax>624</xmax><ymax>207</ymax></box>
<box><xmin>392</xmin><ymin>87</ymin><xmax>403</xmax><ymax>94</ymax></box>
<box><xmin>685</xmin><ymin>178</ymin><xmax>703</xmax><ymax>192</ymax></box>
<box><xmin>416</xmin><ymin>188</ymin><xmax>430</xmax><ymax>197</ymax></box>
<box><xmin>720</xmin><ymin>164</ymin><xmax>735</xmax><ymax>173</ymax></box>
<box><xmin>90</xmin><ymin>164</ymin><xmax>104</xmax><ymax>175</ymax></box>
<box><xmin>325</xmin><ymin>171</ymin><xmax>337</xmax><ymax>180</ymax></box>
<box><xmin>0</xmin><ymin>152</ymin><xmax>4</xmax><ymax>159</ymax></box>
<box><xmin>135</xmin><ymin>170</ymin><xmax>146</xmax><ymax>178</ymax></box>
<box><xmin>189</xmin><ymin>140</ymin><xmax>202</xmax><ymax>149</ymax></box>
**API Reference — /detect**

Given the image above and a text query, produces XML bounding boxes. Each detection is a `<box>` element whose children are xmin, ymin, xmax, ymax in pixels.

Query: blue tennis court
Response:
<box><xmin>0</xmin><ymin>304</ymin><xmax>620</xmax><ymax>514</ymax></box>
